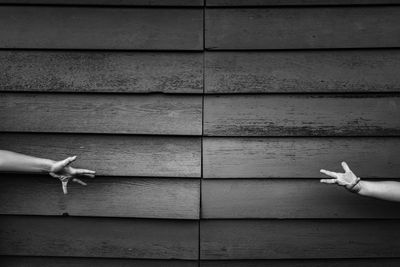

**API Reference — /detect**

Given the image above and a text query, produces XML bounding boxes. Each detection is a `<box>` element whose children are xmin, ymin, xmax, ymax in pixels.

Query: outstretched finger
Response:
<box><xmin>61</xmin><ymin>156</ymin><xmax>77</xmax><ymax>167</ymax></box>
<box><xmin>73</xmin><ymin>178</ymin><xmax>87</xmax><ymax>186</ymax></box>
<box><xmin>320</xmin><ymin>178</ymin><xmax>337</xmax><ymax>184</ymax></box>
<box><xmin>320</xmin><ymin>169</ymin><xmax>339</xmax><ymax>178</ymax></box>
<box><xmin>62</xmin><ymin>180</ymin><xmax>68</xmax><ymax>194</ymax></box>
<box><xmin>341</xmin><ymin>161</ymin><xmax>352</xmax><ymax>173</ymax></box>
<box><xmin>74</xmin><ymin>168</ymin><xmax>96</xmax><ymax>177</ymax></box>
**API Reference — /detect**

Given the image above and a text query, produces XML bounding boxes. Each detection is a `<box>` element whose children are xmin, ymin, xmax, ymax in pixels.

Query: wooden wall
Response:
<box><xmin>1</xmin><ymin>0</ymin><xmax>400</xmax><ymax>266</ymax></box>
<box><xmin>0</xmin><ymin>1</ymin><xmax>202</xmax><ymax>266</ymax></box>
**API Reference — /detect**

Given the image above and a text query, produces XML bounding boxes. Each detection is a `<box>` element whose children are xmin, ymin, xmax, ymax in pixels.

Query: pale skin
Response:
<box><xmin>0</xmin><ymin>150</ymin><xmax>95</xmax><ymax>194</ymax></box>
<box><xmin>320</xmin><ymin>161</ymin><xmax>400</xmax><ymax>202</ymax></box>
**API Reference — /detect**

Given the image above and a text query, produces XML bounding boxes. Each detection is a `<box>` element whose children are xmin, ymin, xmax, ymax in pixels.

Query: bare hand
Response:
<box><xmin>49</xmin><ymin>156</ymin><xmax>95</xmax><ymax>194</ymax></box>
<box><xmin>320</xmin><ymin>162</ymin><xmax>359</xmax><ymax>189</ymax></box>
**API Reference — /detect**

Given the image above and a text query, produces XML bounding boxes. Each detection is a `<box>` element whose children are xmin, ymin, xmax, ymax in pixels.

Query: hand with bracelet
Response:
<box><xmin>320</xmin><ymin>161</ymin><xmax>400</xmax><ymax>202</ymax></box>
<box><xmin>0</xmin><ymin>150</ymin><xmax>95</xmax><ymax>194</ymax></box>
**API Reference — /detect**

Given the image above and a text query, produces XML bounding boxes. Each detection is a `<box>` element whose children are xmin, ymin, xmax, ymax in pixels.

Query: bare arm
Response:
<box><xmin>0</xmin><ymin>150</ymin><xmax>95</xmax><ymax>194</ymax></box>
<box><xmin>357</xmin><ymin>181</ymin><xmax>400</xmax><ymax>202</ymax></box>
<box><xmin>320</xmin><ymin>161</ymin><xmax>400</xmax><ymax>202</ymax></box>
<box><xmin>0</xmin><ymin>150</ymin><xmax>55</xmax><ymax>173</ymax></box>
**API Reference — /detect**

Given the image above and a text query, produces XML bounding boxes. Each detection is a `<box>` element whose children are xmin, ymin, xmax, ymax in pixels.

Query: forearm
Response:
<box><xmin>357</xmin><ymin>180</ymin><xmax>400</xmax><ymax>202</ymax></box>
<box><xmin>0</xmin><ymin>150</ymin><xmax>54</xmax><ymax>174</ymax></box>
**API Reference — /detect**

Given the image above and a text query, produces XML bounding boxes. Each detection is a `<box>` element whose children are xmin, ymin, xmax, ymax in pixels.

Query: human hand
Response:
<box><xmin>320</xmin><ymin>162</ymin><xmax>360</xmax><ymax>191</ymax></box>
<box><xmin>49</xmin><ymin>156</ymin><xmax>95</xmax><ymax>194</ymax></box>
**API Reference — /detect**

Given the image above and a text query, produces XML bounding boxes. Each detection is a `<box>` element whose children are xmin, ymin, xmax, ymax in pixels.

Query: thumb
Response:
<box><xmin>60</xmin><ymin>156</ymin><xmax>77</xmax><ymax>168</ymax></box>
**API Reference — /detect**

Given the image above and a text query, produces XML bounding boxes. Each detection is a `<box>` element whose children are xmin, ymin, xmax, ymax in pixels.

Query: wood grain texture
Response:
<box><xmin>203</xmin><ymin>137</ymin><xmax>400</xmax><ymax>178</ymax></box>
<box><xmin>0</xmin><ymin>216</ymin><xmax>198</xmax><ymax>259</ymax></box>
<box><xmin>201</xmin><ymin>220</ymin><xmax>400</xmax><ymax>259</ymax></box>
<box><xmin>205</xmin><ymin>50</ymin><xmax>400</xmax><ymax>93</ymax></box>
<box><xmin>0</xmin><ymin>6</ymin><xmax>203</xmax><ymax>50</ymax></box>
<box><xmin>205</xmin><ymin>7</ymin><xmax>400</xmax><ymax>49</ymax></box>
<box><xmin>207</xmin><ymin>0</ymin><xmax>400</xmax><ymax>6</ymax></box>
<box><xmin>0</xmin><ymin>0</ymin><xmax>203</xmax><ymax>5</ymax></box>
<box><xmin>0</xmin><ymin>51</ymin><xmax>203</xmax><ymax>93</ymax></box>
<box><xmin>0</xmin><ymin>257</ymin><xmax>197</xmax><ymax>267</ymax></box>
<box><xmin>0</xmin><ymin>133</ymin><xmax>201</xmax><ymax>177</ymax></box>
<box><xmin>201</xmin><ymin>259</ymin><xmax>400</xmax><ymax>267</ymax></box>
<box><xmin>202</xmin><ymin>179</ymin><xmax>400</xmax><ymax>218</ymax></box>
<box><xmin>0</xmin><ymin>93</ymin><xmax>202</xmax><ymax>135</ymax></box>
<box><xmin>0</xmin><ymin>175</ymin><xmax>199</xmax><ymax>219</ymax></box>
<box><xmin>204</xmin><ymin>95</ymin><xmax>400</xmax><ymax>136</ymax></box>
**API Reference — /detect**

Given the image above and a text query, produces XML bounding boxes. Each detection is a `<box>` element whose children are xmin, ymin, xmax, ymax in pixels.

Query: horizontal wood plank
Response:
<box><xmin>201</xmin><ymin>259</ymin><xmax>400</xmax><ymax>266</ymax></box>
<box><xmin>201</xmin><ymin>220</ymin><xmax>400</xmax><ymax>259</ymax></box>
<box><xmin>203</xmin><ymin>137</ymin><xmax>400</xmax><ymax>178</ymax></box>
<box><xmin>205</xmin><ymin>50</ymin><xmax>400</xmax><ymax>93</ymax></box>
<box><xmin>0</xmin><ymin>0</ymin><xmax>203</xmax><ymax>5</ymax></box>
<box><xmin>0</xmin><ymin>216</ymin><xmax>198</xmax><ymax>259</ymax></box>
<box><xmin>204</xmin><ymin>95</ymin><xmax>400</xmax><ymax>136</ymax></box>
<box><xmin>207</xmin><ymin>0</ymin><xmax>400</xmax><ymax>6</ymax></box>
<box><xmin>0</xmin><ymin>175</ymin><xmax>199</xmax><ymax>219</ymax></box>
<box><xmin>202</xmin><ymin>179</ymin><xmax>400</xmax><ymax>218</ymax></box>
<box><xmin>0</xmin><ymin>6</ymin><xmax>203</xmax><ymax>50</ymax></box>
<box><xmin>0</xmin><ymin>93</ymin><xmax>202</xmax><ymax>135</ymax></box>
<box><xmin>0</xmin><ymin>133</ymin><xmax>201</xmax><ymax>177</ymax></box>
<box><xmin>205</xmin><ymin>7</ymin><xmax>400</xmax><ymax>49</ymax></box>
<box><xmin>0</xmin><ymin>51</ymin><xmax>202</xmax><ymax>93</ymax></box>
<box><xmin>0</xmin><ymin>257</ymin><xmax>197</xmax><ymax>267</ymax></box>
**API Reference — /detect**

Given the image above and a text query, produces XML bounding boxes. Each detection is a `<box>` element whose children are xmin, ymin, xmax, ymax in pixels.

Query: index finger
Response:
<box><xmin>320</xmin><ymin>169</ymin><xmax>339</xmax><ymax>179</ymax></box>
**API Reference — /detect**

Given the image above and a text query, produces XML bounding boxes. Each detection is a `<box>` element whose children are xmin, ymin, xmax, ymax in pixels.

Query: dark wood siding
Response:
<box><xmin>204</xmin><ymin>95</ymin><xmax>400</xmax><ymax>136</ymax></box>
<box><xmin>1</xmin><ymin>1</ymin><xmax>400</xmax><ymax>265</ymax></box>
<box><xmin>202</xmin><ymin>179</ymin><xmax>400</xmax><ymax>218</ymax></box>
<box><xmin>0</xmin><ymin>0</ymin><xmax>204</xmax><ymax>5</ymax></box>
<box><xmin>0</xmin><ymin>93</ymin><xmax>202</xmax><ymax>135</ymax></box>
<box><xmin>201</xmin><ymin>220</ymin><xmax>400</xmax><ymax>259</ymax></box>
<box><xmin>0</xmin><ymin>133</ymin><xmax>201</xmax><ymax>177</ymax></box>
<box><xmin>0</xmin><ymin>6</ymin><xmax>203</xmax><ymax>50</ymax></box>
<box><xmin>0</xmin><ymin>1</ymin><xmax>202</xmax><ymax>265</ymax></box>
<box><xmin>205</xmin><ymin>50</ymin><xmax>400</xmax><ymax>93</ymax></box>
<box><xmin>201</xmin><ymin>1</ymin><xmax>400</xmax><ymax>265</ymax></box>
<box><xmin>204</xmin><ymin>137</ymin><xmax>400</xmax><ymax>178</ymax></box>
<box><xmin>205</xmin><ymin>6</ymin><xmax>400</xmax><ymax>49</ymax></box>
<box><xmin>0</xmin><ymin>175</ymin><xmax>199</xmax><ymax>219</ymax></box>
<box><xmin>0</xmin><ymin>216</ymin><xmax>198</xmax><ymax>259</ymax></box>
<box><xmin>206</xmin><ymin>0</ymin><xmax>400</xmax><ymax>6</ymax></box>
<box><xmin>0</xmin><ymin>51</ymin><xmax>203</xmax><ymax>93</ymax></box>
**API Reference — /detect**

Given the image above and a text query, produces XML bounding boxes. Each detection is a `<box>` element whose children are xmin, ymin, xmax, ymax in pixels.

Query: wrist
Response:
<box><xmin>37</xmin><ymin>158</ymin><xmax>56</xmax><ymax>174</ymax></box>
<box><xmin>347</xmin><ymin>177</ymin><xmax>362</xmax><ymax>193</ymax></box>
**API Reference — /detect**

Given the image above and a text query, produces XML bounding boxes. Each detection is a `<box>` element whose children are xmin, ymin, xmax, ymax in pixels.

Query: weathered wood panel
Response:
<box><xmin>0</xmin><ymin>257</ymin><xmax>197</xmax><ymax>267</ymax></box>
<box><xmin>0</xmin><ymin>216</ymin><xmax>198</xmax><ymax>259</ymax></box>
<box><xmin>205</xmin><ymin>7</ymin><xmax>400</xmax><ymax>49</ymax></box>
<box><xmin>0</xmin><ymin>6</ymin><xmax>203</xmax><ymax>50</ymax></box>
<box><xmin>205</xmin><ymin>50</ymin><xmax>400</xmax><ymax>93</ymax></box>
<box><xmin>0</xmin><ymin>175</ymin><xmax>199</xmax><ymax>219</ymax></box>
<box><xmin>207</xmin><ymin>0</ymin><xmax>400</xmax><ymax>6</ymax></box>
<box><xmin>0</xmin><ymin>133</ymin><xmax>201</xmax><ymax>177</ymax></box>
<box><xmin>202</xmin><ymin>179</ymin><xmax>400</xmax><ymax>218</ymax></box>
<box><xmin>204</xmin><ymin>95</ymin><xmax>400</xmax><ymax>136</ymax></box>
<box><xmin>203</xmin><ymin>137</ymin><xmax>400</xmax><ymax>178</ymax></box>
<box><xmin>0</xmin><ymin>93</ymin><xmax>202</xmax><ymax>135</ymax></box>
<box><xmin>201</xmin><ymin>259</ymin><xmax>400</xmax><ymax>267</ymax></box>
<box><xmin>0</xmin><ymin>0</ymin><xmax>203</xmax><ymax>5</ymax></box>
<box><xmin>201</xmin><ymin>220</ymin><xmax>400</xmax><ymax>259</ymax></box>
<box><xmin>0</xmin><ymin>51</ymin><xmax>202</xmax><ymax>93</ymax></box>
